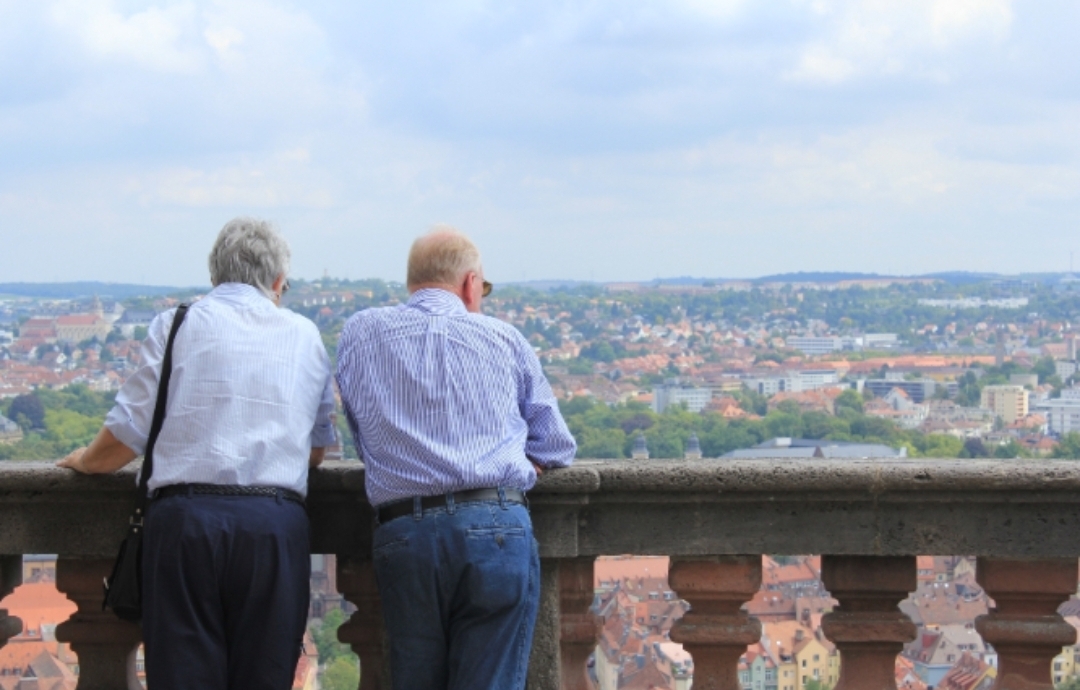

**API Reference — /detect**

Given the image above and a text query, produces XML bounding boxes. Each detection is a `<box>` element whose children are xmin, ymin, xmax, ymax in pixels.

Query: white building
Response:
<box><xmin>786</xmin><ymin>334</ymin><xmax>898</xmax><ymax>355</ymax></box>
<box><xmin>745</xmin><ymin>370</ymin><xmax>840</xmax><ymax>396</ymax></box>
<box><xmin>785</xmin><ymin>336</ymin><xmax>845</xmax><ymax>355</ymax></box>
<box><xmin>863</xmin><ymin>333</ymin><xmax>899</xmax><ymax>349</ymax></box>
<box><xmin>1042</xmin><ymin>397</ymin><xmax>1080</xmax><ymax>436</ymax></box>
<box><xmin>652</xmin><ymin>380</ymin><xmax>713</xmax><ymax>413</ymax></box>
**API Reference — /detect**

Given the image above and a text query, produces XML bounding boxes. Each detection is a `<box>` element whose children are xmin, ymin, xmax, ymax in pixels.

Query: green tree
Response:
<box><xmin>310</xmin><ymin>609</ymin><xmax>353</xmax><ymax>664</ymax></box>
<box><xmin>834</xmin><ymin>389</ymin><xmax>864</xmax><ymax>415</ymax></box>
<box><xmin>993</xmin><ymin>439</ymin><xmax>1025</xmax><ymax>459</ymax></box>
<box><xmin>1052</xmin><ymin>433</ymin><xmax>1080</xmax><ymax>459</ymax></box>
<box><xmin>566</xmin><ymin>358</ymin><xmax>594</xmax><ymax>375</ymax></box>
<box><xmin>322</xmin><ymin>656</ymin><xmax>360</xmax><ymax>690</ymax></box>
<box><xmin>576</xmin><ymin>427</ymin><xmax>626</xmax><ymax>458</ymax></box>
<box><xmin>1033</xmin><ymin>356</ymin><xmax>1056</xmax><ymax>383</ymax></box>
<box><xmin>9</xmin><ymin>393</ymin><xmax>45</xmax><ymax>430</ymax></box>
<box><xmin>960</xmin><ymin>438</ymin><xmax>990</xmax><ymax>459</ymax></box>
<box><xmin>909</xmin><ymin>434</ymin><xmax>964</xmax><ymax>458</ymax></box>
<box><xmin>42</xmin><ymin>409</ymin><xmax>103</xmax><ymax>454</ymax></box>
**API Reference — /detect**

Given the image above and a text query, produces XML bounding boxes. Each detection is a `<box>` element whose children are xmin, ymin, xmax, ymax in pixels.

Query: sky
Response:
<box><xmin>1</xmin><ymin>0</ymin><xmax>1079</xmax><ymax>285</ymax></box>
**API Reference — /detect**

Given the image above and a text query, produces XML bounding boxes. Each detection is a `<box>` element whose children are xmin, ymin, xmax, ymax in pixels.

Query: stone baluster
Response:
<box><xmin>336</xmin><ymin>557</ymin><xmax>387</xmax><ymax>690</ymax></box>
<box><xmin>54</xmin><ymin>558</ymin><xmax>142</xmax><ymax>690</ymax></box>
<box><xmin>820</xmin><ymin>555</ymin><xmax>916</xmax><ymax>690</ymax></box>
<box><xmin>1</xmin><ymin>555</ymin><xmax>22</xmax><ymax>649</ymax></box>
<box><xmin>668</xmin><ymin>556</ymin><xmax>762</xmax><ymax>690</ymax></box>
<box><xmin>560</xmin><ymin>557</ymin><xmax>599</xmax><ymax>690</ymax></box>
<box><xmin>528</xmin><ymin>558</ymin><xmax>562</xmax><ymax>690</ymax></box>
<box><xmin>975</xmin><ymin>558</ymin><xmax>1078</xmax><ymax>690</ymax></box>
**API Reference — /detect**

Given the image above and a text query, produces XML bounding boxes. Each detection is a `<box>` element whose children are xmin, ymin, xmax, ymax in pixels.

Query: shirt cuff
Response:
<box><xmin>310</xmin><ymin>424</ymin><xmax>336</xmax><ymax>448</ymax></box>
<box><xmin>104</xmin><ymin>406</ymin><xmax>148</xmax><ymax>457</ymax></box>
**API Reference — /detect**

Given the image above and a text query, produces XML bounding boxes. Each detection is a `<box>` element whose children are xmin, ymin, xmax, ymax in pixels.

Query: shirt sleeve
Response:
<box><xmin>104</xmin><ymin>308</ymin><xmax>176</xmax><ymax>456</ymax></box>
<box><xmin>334</xmin><ymin>316</ymin><xmax>365</xmax><ymax>454</ymax></box>
<box><xmin>513</xmin><ymin>331</ymin><xmax>577</xmax><ymax>468</ymax></box>
<box><xmin>310</xmin><ymin>344</ymin><xmax>337</xmax><ymax>448</ymax></box>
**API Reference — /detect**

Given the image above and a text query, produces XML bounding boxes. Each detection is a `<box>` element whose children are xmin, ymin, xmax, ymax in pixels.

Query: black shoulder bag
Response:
<box><xmin>103</xmin><ymin>303</ymin><xmax>189</xmax><ymax>621</ymax></box>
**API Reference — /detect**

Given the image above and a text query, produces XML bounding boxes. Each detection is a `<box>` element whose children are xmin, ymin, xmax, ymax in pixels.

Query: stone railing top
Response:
<box><xmin>3</xmin><ymin>458</ymin><xmax>1080</xmax><ymax>558</ymax></box>
<box><xmin>3</xmin><ymin>457</ymin><xmax>1080</xmax><ymax>495</ymax></box>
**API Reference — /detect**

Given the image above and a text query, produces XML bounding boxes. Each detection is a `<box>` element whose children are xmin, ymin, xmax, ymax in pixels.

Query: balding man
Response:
<box><xmin>336</xmin><ymin>228</ymin><xmax>576</xmax><ymax>690</ymax></box>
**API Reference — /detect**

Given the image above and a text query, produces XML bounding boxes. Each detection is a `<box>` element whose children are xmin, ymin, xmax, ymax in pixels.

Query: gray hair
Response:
<box><xmin>407</xmin><ymin>226</ymin><xmax>482</xmax><ymax>288</ymax></box>
<box><xmin>208</xmin><ymin>218</ymin><xmax>291</xmax><ymax>298</ymax></box>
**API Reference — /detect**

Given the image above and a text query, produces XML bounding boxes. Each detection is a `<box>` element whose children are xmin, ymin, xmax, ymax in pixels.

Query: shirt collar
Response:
<box><xmin>407</xmin><ymin>288</ymin><xmax>468</xmax><ymax>316</ymax></box>
<box><xmin>208</xmin><ymin>282</ymin><xmax>274</xmax><ymax>307</ymax></box>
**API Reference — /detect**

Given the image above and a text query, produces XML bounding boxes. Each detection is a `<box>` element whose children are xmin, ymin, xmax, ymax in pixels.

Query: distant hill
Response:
<box><xmin>0</xmin><ymin>282</ymin><xmax>184</xmax><ymax>299</ymax></box>
<box><xmin>503</xmin><ymin>280</ymin><xmax>596</xmax><ymax>291</ymax></box>
<box><xmin>919</xmin><ymin>272</ymin><xmax>1002</xmax><ymax>285</ymax></box>
<box><xmin>752</xmin><ymin>271</ymin><xmax>893</xmax><ymax>283</ymax></box>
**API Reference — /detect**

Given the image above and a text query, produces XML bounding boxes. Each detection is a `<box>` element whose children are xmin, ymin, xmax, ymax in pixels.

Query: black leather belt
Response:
<box><xmin>376</xmin><ymin>488</ymin><xmax>526</xmax><ymax>524</ymax></box>
<box><xmin>154</xmin><ymin>483</ymin><xmax>304</xmax><ymax>506</ymax></box>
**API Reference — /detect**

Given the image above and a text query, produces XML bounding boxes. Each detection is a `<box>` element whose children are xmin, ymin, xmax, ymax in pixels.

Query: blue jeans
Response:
<box><xmin>372</xmin><ymin>496</ymin><xmax>540</xmax><ymax>690</ymax></box>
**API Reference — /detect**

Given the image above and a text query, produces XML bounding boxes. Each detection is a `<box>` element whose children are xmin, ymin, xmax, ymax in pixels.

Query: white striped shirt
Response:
<box><xmin>336</xmin><ymin>288</ymin><xmax>576</xmax><ymax>507</ymax></box>
<box><xmin>105</xmin><ymin>283</ymin><xmax>336</xmax><ymax>497</ymax></box>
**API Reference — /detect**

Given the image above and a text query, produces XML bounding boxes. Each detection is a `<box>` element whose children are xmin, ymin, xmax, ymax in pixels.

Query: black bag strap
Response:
<box><xmin>131</xmin><ymin>303</ymin><xmax>189</xmax><ymax>527</ymax></box>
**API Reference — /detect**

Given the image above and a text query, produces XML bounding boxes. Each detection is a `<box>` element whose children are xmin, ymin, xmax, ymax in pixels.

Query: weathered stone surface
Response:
<box><xmin>336</xmin><ymin>557</ymin><xmax>389</xmax><ymax>690</ymax></box>
<box><xmin>669</xmin><ymin>557</ymin><xmax>762</xmax><ymax>690</ymax></box>
<box><xmin>976</xmin><ymin>557</ymin><xmax>1079</xmax><ymax>690</ymax></box>
<box><xmin>528</xmin><ymin>558</ymin><xmax>562</xmax><ymax>690</ymax></box>
<box><xmin>55</xmin><ymin>558</ymin><xmax>142</xmax><ymax>690</ymax></box>
<box><xmin>559</xmin><ymin>557</ymin><xmax>598</xmax><ymax>690</ymax></box>
<box><xmin>7</xmin><ymin>460</ymin><xmax>1080</xmax><ymax>688</ymax></box>
<box><xmin>0</xmin><ymin>555</ymin><xmax>22</xmax><ymax>649</ymax></box>
<box><xmin>8</xmin><ymin>459</ymin><xmax>1080</xmax><ymax>559</ymax></box>
<box><xmin>821</xmin><ymin>556</ymin><xmax>917</xmax><ymax>690</ymax></box>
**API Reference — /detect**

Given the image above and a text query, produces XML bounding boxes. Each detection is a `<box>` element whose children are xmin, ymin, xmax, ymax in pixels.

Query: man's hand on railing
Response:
<box><xmin>56</xmin><ymin>427</ymin><xmax>137</xmax><ymax>474</ymax></box>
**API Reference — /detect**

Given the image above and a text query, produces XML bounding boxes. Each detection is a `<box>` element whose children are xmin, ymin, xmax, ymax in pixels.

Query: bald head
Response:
<box><xmin>407</xmin><ymin>227</ymin><xmax>482</xmax><ymax>290</ymax></box>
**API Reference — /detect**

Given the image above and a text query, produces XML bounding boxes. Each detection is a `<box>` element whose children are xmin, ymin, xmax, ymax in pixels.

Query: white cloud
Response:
<box><xmin>203</xmin><ymin>25</ymin><xmax>244</xmax><ymax>57</ymax></box>
<box><xmin>930</xmin><ymin>0</ymin><xmax>1012</xmax><ymax>44</ymax></box>
<box><xmin>786</xmin><ymin>0</ymin><xmax>1014</xmax><ymax>84</ymax></box>
<box><xmin>49</xmin><ymin>0</ymin><xmax>206</xmax><ymax>73</ymax></box>
<box><xmin>674</xmin><ymin>0</ymin><xmax>747</xmax><ymax>20</ymax></box>
<box><xmin>1</xmin><ymin>0</ymin><xmax>1077</xmax><ymax>282</ymax></box>
<box><xmin>130</xmin><ymin>148</ymin><xmax>335</xmax><ymax>208</ymax></box>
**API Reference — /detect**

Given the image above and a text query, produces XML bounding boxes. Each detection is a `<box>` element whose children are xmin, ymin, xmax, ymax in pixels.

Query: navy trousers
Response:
<box><xmin>372</xmin><ymin>498</ymin><xmax>540</xmax><ymax>690</ymax></box>
<box><xmin>142</xmin><ymin>493</ymin><xmax>311</xmax><ymax>690</ymax></box>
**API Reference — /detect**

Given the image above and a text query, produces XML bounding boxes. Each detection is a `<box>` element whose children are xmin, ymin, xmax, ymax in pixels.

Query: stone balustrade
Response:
<box><xmin>3</xmin><ymin>458</ymin><xmax>1080</xmax><ymax>690</ymax></box>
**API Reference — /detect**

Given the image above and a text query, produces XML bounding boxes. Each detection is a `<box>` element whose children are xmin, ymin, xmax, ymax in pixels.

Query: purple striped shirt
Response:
<box><xmin>336</xmin><ymin>288</ymin><xmax>576</xmax><ymax>507</ymax></box>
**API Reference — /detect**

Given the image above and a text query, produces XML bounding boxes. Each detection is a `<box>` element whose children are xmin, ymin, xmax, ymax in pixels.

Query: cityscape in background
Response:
<box><xmin>6</xmin><ymin>272</ymin><xmax>1080</xmax><ymax>689</ymax></box>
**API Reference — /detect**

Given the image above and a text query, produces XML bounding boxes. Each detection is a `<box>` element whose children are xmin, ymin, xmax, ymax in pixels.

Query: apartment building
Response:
<box><xmin>979</xmin><ymin>385</ymin><xmax>1029</xmax><ymax>424</ymax></box>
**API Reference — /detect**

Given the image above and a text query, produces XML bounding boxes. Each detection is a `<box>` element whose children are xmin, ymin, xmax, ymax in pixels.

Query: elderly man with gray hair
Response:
<box><xmin>336</xmin><ymin>227</ymin><xmax>577</xmax><ymax>690</ymax></box>
<box><xmin>58</xmin><ymin>218</ymin><xmax>335</xmax><ymax>690</ymax></box>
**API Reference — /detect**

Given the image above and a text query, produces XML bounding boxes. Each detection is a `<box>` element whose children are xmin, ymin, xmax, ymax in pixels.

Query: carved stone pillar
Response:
<box><xmin>560</xmin><ymin>557</ymin><xmax>599</xmax><ymax>690</ymax></box>
<box><xmin>337</xmin><ymin>557</ymin><xmax>387</xmax><ymax>690</ymax></box>
<box><xmin>54</xmin><ymin>558</ymin><xmax>142</xmax><ymax>690</ymax></box>
<box><xmin>975</xmin><ymin>558</ymin><xmax>1078</xmax><ymax>690</ymax></box>
<box><xmin>669</xmin><ymin>556</ymin><xmax>762</xmax><ymax>690</ymax></box>
<box><xmin>528</xmin><ymin>558</ymin><xmax>561</xmax><ymax>690</ymax></box>
<box><xmin>1</xmin><ymin>555</ymin><xmax>22</xmax><ymax>649</ymax></box>
<box><xmin>820</xmin><ymin>555</ymin><xmax>917</xmax><ymax>690</ymax></box>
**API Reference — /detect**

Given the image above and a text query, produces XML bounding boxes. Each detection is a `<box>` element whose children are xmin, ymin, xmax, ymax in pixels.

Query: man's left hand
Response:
<box><xmin>530</xmin><ymin>460</ymin><xmax>543</xmax><ymax>476</ymax></box>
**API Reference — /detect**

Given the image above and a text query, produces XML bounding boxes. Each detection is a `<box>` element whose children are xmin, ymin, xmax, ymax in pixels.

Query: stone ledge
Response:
<box><xmin>2</xmin><ymin>459</ymin><xmax>1080</xmax><ymax>559</ymax></box>
<box><xmin>5</xmin><ymin>457</ymin><xmax>1080</xmax><ymax>495</ymax></box>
